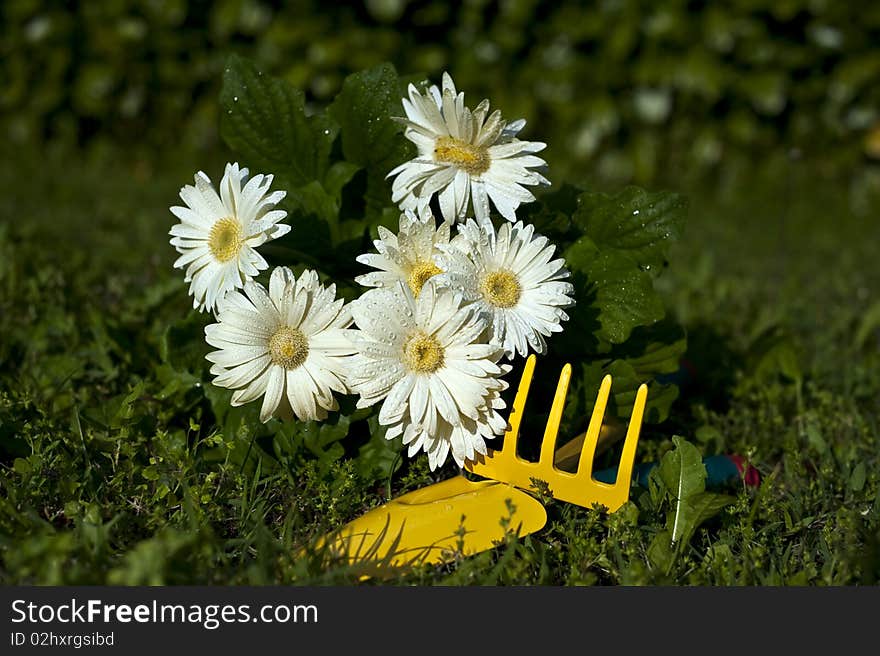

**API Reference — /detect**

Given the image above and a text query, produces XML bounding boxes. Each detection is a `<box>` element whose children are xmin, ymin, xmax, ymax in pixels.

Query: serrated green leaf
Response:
<box><xmin>329</xmin><ymin>62</ymin><xmax>410</xmax><ymax>168</ymax></box>
<box><xmin>564</xmin><ymin>244</ymin><xmax>666</xmax><ymax>345</ymax></box>
<box><xmin>219</xmin><ymin>53</ymin><xmax>337</xmax><ymax>186</ymax></box>
<box><xmin>610</xmin><ymin>319</ymin><xmax>687</xmax><ymax>376</ymax></box>
<box><xmin>607</xmin><ymin>360</ymin><xmax>680</xmax><ymax>424</ymax></box>
<box><xmin>324</xmin><ymin>161</ymin><xmax>362</xmax><ymax>199</ymax></box>
<box><xmin>580</xmin><ymin>358</ymin><xmax>680</xmax><ymax>425</ymax></box>
<box><xmin>328</xmin><ymin>63</ymin><xmax>414</xmax><ymax>218</ymax></box>
<box><xmin>574</xmin><ymin>187</ymin><xmax>687</xmax><ymax>271</ymax></box>
<box><xmin>587</xmin><ymin>250</ymin><xmax>666</xmax><ymax>343</ymax></box>
<box><xmin>299</xmin><ymin>415</ymin><xmax>351</xmax><ymax>462</ymax></box>
<box><xmin>284</xmin><ymin>161</ymin><xmax>363</xmax><ymax>238</ymax></box>
<box><xmin>290</xmin><ymin>181</ymin><xmax>341</xmax><ymax>228</ymax></box>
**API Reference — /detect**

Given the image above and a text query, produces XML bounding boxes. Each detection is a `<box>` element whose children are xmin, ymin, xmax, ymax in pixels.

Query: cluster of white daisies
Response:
<box><xmin>168</xmin><ymin>73</ymin><xmax>575</xmax><ymax>470</ymax></box>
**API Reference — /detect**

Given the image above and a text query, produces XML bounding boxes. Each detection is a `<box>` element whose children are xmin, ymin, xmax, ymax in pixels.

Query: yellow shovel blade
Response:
<box><xmin>318</xmin><ymin>475</ymin><xmax>547</xmax><ymax>568</ymax></box>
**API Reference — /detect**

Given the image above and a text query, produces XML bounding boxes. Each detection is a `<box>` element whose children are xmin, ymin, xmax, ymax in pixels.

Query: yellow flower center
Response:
<box><xmin>268</xmin><ymin>326</ymin><xmax>309</xmax><ymax>370</ymax></box>
<box><xmin>407</xmin><ymin>261</ymin><xmax>443</xmax><ymax>297</ymax></box>
<box><xmin>208</xmin><ymin>217</ymin><xmax>244</xmax><ymax>263</ymax></box>
<box><xmin>481</xmin><ymin>270</ymin><xmax>521</xmax><ymax>308</ymax></box>
<box><xmin>403</xmin><ymin>331</ymin><xmax>445</xmax><ymax>373</ymax></box>
<box><xmin>434</xmin><ymin>136</ymin><xmax>491</xmax><ymax>175</ymax></box>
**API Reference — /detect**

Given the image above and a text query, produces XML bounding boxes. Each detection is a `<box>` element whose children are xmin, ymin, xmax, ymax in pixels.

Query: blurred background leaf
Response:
<box><xmin>3</xmin><ymin>0</ymin><xmax>879</xmax><ymax>196</ymax></box>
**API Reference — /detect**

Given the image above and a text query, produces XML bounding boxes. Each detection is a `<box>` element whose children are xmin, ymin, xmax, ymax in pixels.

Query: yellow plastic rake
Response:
<box><xmin>316</xmin><ymin>354</ymin><xmax>648</xmax><ymax>569</ymax></box>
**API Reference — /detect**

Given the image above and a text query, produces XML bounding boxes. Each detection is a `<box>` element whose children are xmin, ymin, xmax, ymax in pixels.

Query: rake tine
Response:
<box><xmin>539</xmin><ymin>363</ymin><xmax>572</xmax><ymax>465</ymax></box>
<box><xmin>577</xmin><ymin>375</ymin><xmax>612</xmax><ymax>479</ymax></box>
<box><xmin>465</xmin><ymin>358</ymin><xmax>648</xmax><ymax>513</ymax></box>
<box><xmin>614</xmin><ymin>383</ymin><xmax>648</xmax><ymax>487</ymax></box>
<box><xmin>501</xmin><ymin>353</ymin><xmax>537</xmax><ymax>456</ymax></box>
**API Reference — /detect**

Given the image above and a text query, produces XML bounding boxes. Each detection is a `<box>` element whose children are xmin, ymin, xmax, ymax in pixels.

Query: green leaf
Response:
<box><xmin>582</xmin><ymin>319</ymin><xmax>687</xmax><ymax>423</ymax></box>
<box><xmin>283</xmin><ymin>161</ymin><xmax>363</xmax><ymax>238</ymax></box>
<box><xmin>612</xmin><ymin>319</ymin><xmax>688</xmax><ymax>377</ymax></box>
<box><xmin>354</xmin><ymin>418</ymin><xmax>403</xmax><ymax>484</ymax></box>
<box><xmin>647</xmin><ymin>529</ymin><xmax>675</xmax><ymax>572</ymax></box>
<box><xmin>329</xmin><ymin>62</ymin><xmax>410</xmax><ymax>168</ymax></box>
<box><xmin>289</xmin><ymin>181</ymin><xmax>342</xmax><ymax>229</ymax></box>
<box><xmin>657</xmin><ymin>436</ymin><xmax>707</xmax><ymax>544</ymax></box>
<box><xmin>583</xmin><ymin>359</ymin><xmax>681</xmax><ymax>425</ymax></box>
<box><xmin>854</xmin><ymin>300</ymin><xmax>880</xmax><ymax>350</ymax></box>
<box><xmin>219</xmin><ymin>53</ymin><xmax>337</xmax><ymax>187</ymax></box>
<box><xmin>328</xmin><ymin>63</ymin><xmax>414</xmax><ymax>218</ymax></box>
<box><xmin>12</xmin><ymin>458</ymin><xmax>32</xmax><ymax>475</ymax></box>
<box><xmin>573</xmin><ymin>187</ymin><xmax>687</xmax><ymax>272</ymax></box>
<box><xmin>654</xmin><ymin>437</ymin><xmax>734</xmax><ymax>547</ymax></box>
<box><xmin>586</xmin><ymin>251</ymin><xmax>667</xmax><ymax>344</ymax></box>
<box><xmin>850</xmin><ymin>462</ymin><xmax>867</xmax><ymax>492</ymax></box>
<box><xmin>159</xmin><ymin>312</ymin><xmax>210</xmax><ymax>376</ymax></box>
<box><xmin>744</xmin><ymin>326</ymin><xmax>803</xmax><ymax>386</ymax></box>
<box><xmin>110</xmin><ymin>381</ymin><xmax>146</xmax><ymax>429</ymax></box>
<box><xmin>272</xmin><ymin>396</ymin><xmax>375</xmax><ymax>473</ymax></box>
<box><xmin>202</xmin><ymin>383</ymin><xmax>268</xmax><ymax>445</ymax></box>
<box><xmin>676</xmin><ymin>492</ymin><xmax>736</xmax><ymax>538</ymax></box>
<box><xmin>298</xmin><ymin>414</ymin><xmax>351</xmax><ymax>462</ymax></box>
<box><xmin>564</xmin><ymin>238</ymin><xmax>666</xmax><ymax>345</ymax></box>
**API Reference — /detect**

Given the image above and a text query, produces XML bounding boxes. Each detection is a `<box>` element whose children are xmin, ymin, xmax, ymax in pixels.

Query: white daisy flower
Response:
<box><xmin>204</xmin><ymin>267</ymin><xmax>356</xmax><ymax>423</ymax></box>
<box><xmin>169</xmin><ymin>162</ymin><xmax>290</xmax><ymax>313</ymax></box>
<box><xmin>398</xmin><ymin>384</ymin><xmax>511</xmax><ymax>471</ymax></box>
<box><xmin>354</xmin><ymin>210</ymin><xmax>452</xmax><ymax>298</ymax></box>
<box><xmin>348</xmin><ymin>280</ymin><xmax>510</xmax><ymax>470</ymax></box>
<box><xmin>387</xmin><ymin>71</ymin><xmax>549</xmax><ymax>226</ymax></box>
<box><xmin>436</xmin><ymin>219</ymin><xmax>575</xmax><ymax>359</ymax></box>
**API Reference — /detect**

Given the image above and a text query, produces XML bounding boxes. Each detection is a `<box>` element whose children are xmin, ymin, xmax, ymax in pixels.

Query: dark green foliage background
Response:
<box><xmin>5</xmin><ymin>0</ymin><xmax>880</xmax><ymax>190</ymax></box>
<box><xmin>0</xmin><ymin>1</ymin><xmax>878</xmax><ymax>585</ymax></box>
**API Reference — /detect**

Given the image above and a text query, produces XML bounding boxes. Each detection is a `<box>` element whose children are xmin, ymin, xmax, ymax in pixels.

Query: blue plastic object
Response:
<box><xmin>593</xmin><ymin>454</ymin><xmax>759</xmax><ymax>490</ymax></box>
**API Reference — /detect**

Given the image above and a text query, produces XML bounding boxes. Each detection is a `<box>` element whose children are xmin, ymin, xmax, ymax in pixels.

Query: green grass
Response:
<box><xmin>0</xmin><ymin>145</ymin><xmax>878</xmax><ymax>585</ymax></box>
